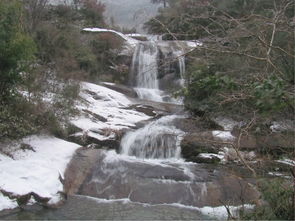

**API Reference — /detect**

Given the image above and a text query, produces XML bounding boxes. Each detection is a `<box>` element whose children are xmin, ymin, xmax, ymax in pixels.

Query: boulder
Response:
<box><xmin>194</xmin><ymin>154</ymin><xmax>221</xmax><ymax>164</ymax></box>
<box><xmin>64</xmin><ymin>148</ymin><xmax>104</xmax><ymax>195</ymax></box>
<box><xmin>181</xmin><ymin>132</ymin><xmax>219</xmax><ymax>163</ymax></box>
<box><xmin>100</xmin><ymin>83</ymin><xmax>138</xmax><ymax>98</ymax></box>
<box><xmin>65</xmin><ymin>149</ymin><xmax>261</xmax><ymax>208</ymax></box>
<box><xmin>127</xmin><ymin>104</ymin><xmax>157</xmax><ymax>117</ymax></box>
<box><xmin>68</xmin><ymin>133</ymin><xmax>121</xmax><ymax>150</ymax></box>
<box><xmin>234</xmin><ymin>132</ymin><xmax>294</xmax><ymax>154</ymax></box>
<box><xmin>173</xmin><ymin>117</ymin><xmax>202</xmax><ymax>133</ymax></box>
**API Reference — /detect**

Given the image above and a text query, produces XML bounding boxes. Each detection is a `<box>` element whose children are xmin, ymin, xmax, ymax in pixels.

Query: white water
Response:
<box><xmin>131</xmin><ymin>42</ymin><xmax>163</xmax><ymax>102</ymax></box>
<box><xmin>120</xmin><ymin>115</ymin><xmax>185</xmax><ymax>159</ymax></box>
<box><xmin>174</xmin><ymin>50</ymin><xmax>186</xmax><ymax>86</ymax></box>
<box><xmin>131</xmin><ymin>41</ymin><xmax>187</xmax><ymax>103</ymax></box>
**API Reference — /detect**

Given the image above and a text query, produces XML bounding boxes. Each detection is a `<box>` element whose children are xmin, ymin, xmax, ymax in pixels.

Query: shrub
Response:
<box><xmin>241</xmin><ymin>178</ymin><xmax>294</xmax><ymax>220</ymax></box>
<box><xmin>0</xmin><ymin>0</ymin><xmax>36</xmax><ymax>100</ymax></box>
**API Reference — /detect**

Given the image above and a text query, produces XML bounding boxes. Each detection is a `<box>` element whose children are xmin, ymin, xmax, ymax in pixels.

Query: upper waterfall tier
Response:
<box><xmin>131</xmin><ymin>42</ymin><xmax>160</xmax><ymax>88</ymax></box>
<box><xmin>130</xmin><ymin>41</ymin><xmax>187</xmax><ymax>103</ymax></box>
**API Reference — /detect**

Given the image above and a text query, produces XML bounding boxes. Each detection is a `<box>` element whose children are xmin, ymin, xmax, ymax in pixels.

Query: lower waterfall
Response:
<box><xmin>120</xmin><ymin>115</ymin><xmax>185</xmax><ymax>159</ymax></box>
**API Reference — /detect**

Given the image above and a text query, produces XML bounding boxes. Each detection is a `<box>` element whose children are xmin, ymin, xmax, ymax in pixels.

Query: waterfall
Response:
<box><xmin>131</xmin><ymin>42</ymin><xmax>163</xmax><ymax>102</ymax></box>
<box><xmin>123</xmin><ymin>42</ymin><xmax>187</xmax><ymax>160</ymax></box>
<box><xmin>131</xmin><ymin>41</ymin><xmax>187</xmax><ymax>103</ymax></box>
<box><xmin>120</xmin><ymin>115</ymin><xmax>184</xmax><ymax>159</ymax></box>
<box><xmin>174</xmin><ymin>50</ymin><xmax>186</xmax><ymax>86</ymax></box>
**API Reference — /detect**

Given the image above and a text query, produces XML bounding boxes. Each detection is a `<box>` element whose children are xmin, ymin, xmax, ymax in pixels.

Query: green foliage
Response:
<box><xmin>253</xmin><ymin>76</ymin><xmax>288</xmax><ymax>111</ymax></box>
<box><xmin>0</xmin><ymin>0</ymin><xmax>36</xmax><ymax>100</ymax></box>
<box><xmin>183</xmin><ymin>63</ymin><xmax>237</xmax><ymax>113</ymax></box>
<box><xmin>242</xmin><ymin>178</ymin><xmax>294</xmax><ymax>220</ymax></box>
<box><xmin>0</xmin><ymin>102</ymin><xmax>37</xmax><ymax>140</ymax></box>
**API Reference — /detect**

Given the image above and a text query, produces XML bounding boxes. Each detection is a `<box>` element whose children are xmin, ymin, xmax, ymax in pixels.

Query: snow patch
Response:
<box><xmin>83</xmin><ymin>28</ymin><xmax>138</xmax><ymax>46</ymax></box>
<box><xmin>199</xmin><ymin>153</ymin><xmax>224</xmax><ymax>160</ymax></box>
<box><xmin>0</xmin><ymin>193</ymin><xmax>18</xmax><ymax>211</ymax></box>
<box><xmin>270</xmin><ymin>120</ymin><xmax>294</xmax><ymax>132</ymax></box>
<box><xmin>268</xmin><ymin>172</ymin><xmax>291</xmax><ymax>179</ymax></box>
<box><xmin>213</xmin><ymin>117</ymin><xmax>240</xmax><ymax>131</ymax></box>
<box><xmin>198</xmin><ymin>204</ymin><xmax>254</xmax><ymax>220</ymax></box>
<box><xmin>212</xmin><ymin>131</ymin><xmax>235</xmax><ymax>141</ymax></box>
<box><xmin>0</xmin><ymin>135</ymin><xmax>80</xmax><ymax>210</ymax></box>
<box><xmin>276</xmin><ymin>158</ymin><xmax>295</xmax><ymax>167</ymax></box>
<box><xmin>83</xmin><ymin>28</ymin><xmax>138</xmax><ymax>54</ymax></box>
<box><xmin>71</xmin><ymin>82</ymin><xmax>150</xmax><ymax>141</ymax></box>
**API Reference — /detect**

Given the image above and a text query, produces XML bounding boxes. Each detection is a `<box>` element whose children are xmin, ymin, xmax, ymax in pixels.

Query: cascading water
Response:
<box><xmin>131</xmin><ymin>42</ymin><xmax>163</xmax><ymax>102</ymax></box>
<box><xmin>173</xmin><ymin>50</ymin><xmax>186</xmax><ymax>86</ymax></box>
<box><xmin>120</xmin><ymin>115</ymin><xmax>185</xmax><ymax>159</ymax></box>
<box><xmin>124</xmin><ymin>41</ymin><xmax>188</xmax><ymax>160</ymax></box>
<box><xmin>131</xmin><ymin>41</ymin><xmax>187</xmax><ymax>103</ymax></box>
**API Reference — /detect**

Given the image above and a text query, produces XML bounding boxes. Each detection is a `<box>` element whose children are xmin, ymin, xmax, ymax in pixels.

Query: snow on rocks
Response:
<box><xmin>197</xmin><ymin>204</ymin><xmax>254</xmax><ymax>220</ymax></box>
<box><xmin>276</xmin><ymin>158</ymin><xmax>295</xmax><ymax>167</ymax></box>
<box><xmin>213</xmin><ymin>116</ymin><xmax>241</xmax><ymax>131</ymax></box>
<box><xmin>0</xmin><ymin>135</ymin><xmax>80</xmax><ymax>211</ymax></box>
<box><xmin>83</xmin><ymin>28</ymin><xmax>138</xmax><ymax>55</ymax></box>
<box><xmin>0</xmin><ymin>193</ymin><xmax>17</xmax><ymax>211</ymax></box>
<box><xmin>270</xmin><ymin>120</ymin><xmax>295</xmax><ymax>132</ymax></box>
<box><xmin>70</xmin><ymin>82</ymin><xmax>151</xmax><ymax>143</ymax></box>
<box><xmin>212</xmin><ymin>130</ymin><xmax>235</xmax><ymax>141</ymax></box>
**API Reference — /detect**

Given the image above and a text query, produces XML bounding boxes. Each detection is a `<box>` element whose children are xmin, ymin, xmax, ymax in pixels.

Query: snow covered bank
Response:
<box><xmin>70</xmin><ymin>82</ymin><xmax>151</xmax><ymax>142</ymax></box>
<box><xmin>0</xmin><ymin>136</ymin><xmax>80</xmax><ymax>211</ymax></box>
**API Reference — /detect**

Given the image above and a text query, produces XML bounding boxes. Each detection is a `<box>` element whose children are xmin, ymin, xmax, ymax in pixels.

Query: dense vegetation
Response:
<box><xmin>146</xmin><ymin>0</ymin><xmax>294</xmax><ymax>122</ymax></box>
<box><xmin>0</xmin><ymin>0</ymin><xmax>128</xmax><ymax>140</ymax></box>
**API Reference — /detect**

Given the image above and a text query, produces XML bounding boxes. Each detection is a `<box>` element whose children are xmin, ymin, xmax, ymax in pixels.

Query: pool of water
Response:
<box><xmin>1</xmin><ymin>195</ymin><xmax>209</xmax><ymax>220</ymax></box>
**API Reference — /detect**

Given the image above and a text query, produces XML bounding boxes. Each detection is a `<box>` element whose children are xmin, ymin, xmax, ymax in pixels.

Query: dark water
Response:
<box><xmin>1</xmin><ymin>195</ymin><xmax>209</xmax><ymax>220</ymax></box>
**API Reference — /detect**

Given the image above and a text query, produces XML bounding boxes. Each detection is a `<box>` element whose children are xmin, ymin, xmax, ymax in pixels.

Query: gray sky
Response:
<box><xmin>49</xmin><ymin>0</ymin><xmax>161</xmax><ymax>33</ymax></box>
<box><xmin>100</xmin><ymin>0</ymin><xmax>160</xmax><ymax>32</ymax></box>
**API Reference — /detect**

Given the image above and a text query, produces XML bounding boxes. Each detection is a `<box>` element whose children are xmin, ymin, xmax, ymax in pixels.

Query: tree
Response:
<box><xmin>0</xmin><ymin>0</ymin><xmax>36</xmax><ymax>101</ymax></box>
<box><xmin>80</xmin><ymin>0</ymin><xmax>106</xmax><ymax>27</ymax></box>
<box><xmin>23</xmin><ymin>0</ymin><xmax>48</xmax><ymax>32</ymax></box>
<box><xmin>145</xmin><ymin>0</ymin><xmax>295</xmax><ymax>117</ymax></box>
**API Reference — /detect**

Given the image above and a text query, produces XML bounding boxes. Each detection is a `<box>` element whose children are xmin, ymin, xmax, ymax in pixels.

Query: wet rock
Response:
<box><xmin>194</xmin><ymin>154</ymin><xmax>221</xmax><ymax>164</ymax></box>
<box><xmin>69</xmin><ymin>134</ymin><xmax>121</xmax><ymax>150</ymax></box>
<box><xmin>0</xmin><ymin>207</ymin><xmax>21</xmax><ymax>218</ymax></box>
<box><xmin>20</xmin><ymin>143</ymin><xmax>35</xmax><ymax>152</ymax></box>
<box><xmin>84</xmin><ymin>89</ymin><xmax>104</xmax><ymax>100</ymax></box>
<box><xmin>270</xmin><ymin>120</ymin><xmax>295</xmax><ymax>132</ymax></box>
<box><xmin>127</xmin><ymin>35</ymin><xmax>148</xmax><ymax>41</ymax></box>
<box><xmin>223</xmin><ymin>148</ymin><xmax>256</xmax><ymax>162</ymax></box>
<box><xmin>0</xmin><ymin>189</ymin><xmax>50</xmax><ymax>208</ymax></box>
<box><xmin>82</xmin><ymin>109</ymin><xmax>108</xmax><ymax>122</ymax></box>
<box><xmin>64</xmin><ymin>148</ymin><xmax>104</xmax><ymax>195</ymax></box>
<box><xmin>68</xmin><ymin>150</ymin><xmax>260</xmax><ymax>208</ymax></box>
<box><xmin>181</xmin><ymin>132</ymin><xmax>219</xmax><ymax>163</ymax></box>
<box><xmin>181</xmin><ymin>128</ymin><xmax>294</xmax><ymax>164</ymax></box>
<box><xmin>256</xmin><ymin>133</ymin><xmax>294</xmax><ymax>155</ymax></box>
<box><xmin>234</xmin><ymin>132</ymin><xmax>294</xmax><ymax>155</ymax></box>
<box><xmin>127</xmin><ymin>104</ymin><xmax>157</xmax><ymax>117</ymax></box>
<box><xmin>173</xmin><ymin>117</ymin><xmax>202</xmax><ymax>133</ymax></box>
<box><xmin>100</xmin><ymin>82</ymin><xmax>138</xmax><ymax>98</ymax></box>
